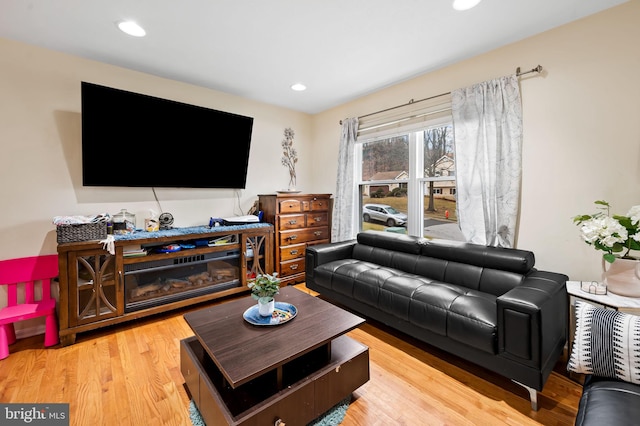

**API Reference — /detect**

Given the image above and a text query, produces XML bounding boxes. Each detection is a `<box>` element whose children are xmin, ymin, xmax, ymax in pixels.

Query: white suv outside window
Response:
<box><xmin>362</xmin><ymin>203</ymin><xmax>408</xmax><ymax>227</ymax></box>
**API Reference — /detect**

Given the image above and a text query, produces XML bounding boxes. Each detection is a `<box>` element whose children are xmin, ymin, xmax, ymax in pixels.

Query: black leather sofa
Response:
<box><xmin>575</xmin><ymin>375</ymin><xmax>640</xmax><ymax>425</ymax></box>
<box><xmin>305</xmin><ymin>230</ymin><xmax>568</xmax><ymax>410</ymax></box>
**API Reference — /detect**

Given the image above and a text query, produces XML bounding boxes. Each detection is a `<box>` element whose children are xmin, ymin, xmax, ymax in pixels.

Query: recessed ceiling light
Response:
<box><xmin>291</xmin><ymin>83</ymin><xmax>307</xmax><ymax>91</ymax></box>
<box><xmin>117</xmin><ymin>20</ymin><xmax>146</xmax><ymax>37</ymax></box>
<box><xmin>452</xmin><ymin>0</ymin><xmax>482</xmax><ymax>11</ymax></box>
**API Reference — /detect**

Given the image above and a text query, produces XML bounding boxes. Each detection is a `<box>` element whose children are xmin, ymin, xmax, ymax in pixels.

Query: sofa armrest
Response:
<box><xmin>497</xmin><ymin>270</ymin><xmax>568</xmax><ymax>368</ymax></box>
<box><xmin>305</xmin><ymin>240</ymin><xmax>356</xmax><ymax>281</ymax></box>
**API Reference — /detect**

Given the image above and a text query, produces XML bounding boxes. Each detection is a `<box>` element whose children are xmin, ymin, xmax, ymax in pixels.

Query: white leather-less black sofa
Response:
<box><xmin>305</xmin><ymin>230</ymin><xmax>568</xmax><ymax>410</ymax></box>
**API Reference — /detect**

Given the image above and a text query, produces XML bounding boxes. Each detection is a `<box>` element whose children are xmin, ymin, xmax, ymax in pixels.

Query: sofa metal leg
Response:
<box><xmin>512</xmin><ymin>380</ymin><xmax>538</xmax><ymax>411</ymax></box>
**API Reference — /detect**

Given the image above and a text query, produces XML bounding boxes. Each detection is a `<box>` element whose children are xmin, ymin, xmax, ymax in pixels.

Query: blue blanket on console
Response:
<box><xmin>113</xmin><ymin>223</ymin><xmax>271</xmax><ymax>241</ymax></box>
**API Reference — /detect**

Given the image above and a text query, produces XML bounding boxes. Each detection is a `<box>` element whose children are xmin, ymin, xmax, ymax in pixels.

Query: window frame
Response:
<box><xmin>355</xmin><ymin>114</ymin><xmax>456</xmax><ymax>238</ymax></box>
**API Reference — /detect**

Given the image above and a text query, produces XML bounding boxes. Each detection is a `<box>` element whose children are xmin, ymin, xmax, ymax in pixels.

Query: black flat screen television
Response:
<box><xmin>81</xmin><ymin>81</ymin><xmax>254</xmax><ymax>188</ymax></box>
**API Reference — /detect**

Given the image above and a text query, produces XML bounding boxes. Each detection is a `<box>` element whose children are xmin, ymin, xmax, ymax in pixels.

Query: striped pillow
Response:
<box><xmin>568</xmin><ymin>300</ymin><xmax>640</xmax><ymax>384</ymax></box>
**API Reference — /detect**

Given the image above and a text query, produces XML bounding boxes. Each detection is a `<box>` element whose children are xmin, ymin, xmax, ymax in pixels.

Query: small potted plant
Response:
<box><xmin>248</xmin><ymin>273</ymin><xmax>281</xmax><ymax>316</ymax></box>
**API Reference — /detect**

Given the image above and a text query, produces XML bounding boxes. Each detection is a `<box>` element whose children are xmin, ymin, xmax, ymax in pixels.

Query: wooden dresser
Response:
<box><xmin>258</xmin><ymin>193</ymin><xmax>332</xmax><ymax>286</ymax></box>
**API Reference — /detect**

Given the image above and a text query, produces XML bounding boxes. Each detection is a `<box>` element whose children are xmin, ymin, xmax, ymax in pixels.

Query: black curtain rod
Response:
<box><xmin>339</xmin><ymin>65</ymin><xmax>543</xmax><ymax>125</ymax></box>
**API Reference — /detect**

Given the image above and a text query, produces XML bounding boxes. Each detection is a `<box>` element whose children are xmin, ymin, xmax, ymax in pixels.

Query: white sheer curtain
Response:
<box><xmin>331</xmin><ymin>117</ymin><xmax>359</xmax><ymax>242</ymax></box>
<box><xmin>451</xmin><ymin>74</ymin><xmax>522</xmax><ymax>247</ymax></box>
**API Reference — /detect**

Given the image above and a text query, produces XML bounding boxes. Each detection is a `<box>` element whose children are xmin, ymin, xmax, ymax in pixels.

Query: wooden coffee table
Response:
<box><xmin>180</xmin><ymin>286</ymin><xmax>369</xmax><ymax>426</ymax></box>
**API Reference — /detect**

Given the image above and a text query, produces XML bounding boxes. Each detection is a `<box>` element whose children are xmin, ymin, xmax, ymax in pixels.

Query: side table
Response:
<box><xmin>566</xmin><ymin>280</ymin><xmax>640</xmax><ymax>312</ymax></box>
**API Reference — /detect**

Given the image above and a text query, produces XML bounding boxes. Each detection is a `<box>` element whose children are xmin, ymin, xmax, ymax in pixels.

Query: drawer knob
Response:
<box><xmin>289</xmin><ymin>235</ymin><xmax>298</xmax><ymax>240</ymax></box>
<box><xmin>288</xmin><ymin>220</ymin><xmax>297</xmax><ymax>225</ymax></box>
<box><xmin>290</xmin><ymin>264</ymin><xmax>298</xmax><ymax>270</ymax></box>
<box><xmin>314</xmin><ymin>231</ymin><xmax>322</xmax><ymax>236</ymax></box>
<box><xmin>289</xmin><ymin>249</ymin><xmax>299</xmax><ymax>255</ymax></box>
<box><xmin>314</xmin><ymin>216</ymin><xmax>322</xmax><ymax>222</ymax></box>
<box><xmin>275</xmin><ymin>420</ymin><xmax>286</xmax><ymax>426</ymax></box>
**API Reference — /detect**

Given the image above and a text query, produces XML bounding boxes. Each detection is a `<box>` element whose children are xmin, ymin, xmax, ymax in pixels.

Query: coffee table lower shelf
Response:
<box><xmin>181</xmin><ymin>334</ymin><xmax>369</xmax><ymax>426</ymax></box>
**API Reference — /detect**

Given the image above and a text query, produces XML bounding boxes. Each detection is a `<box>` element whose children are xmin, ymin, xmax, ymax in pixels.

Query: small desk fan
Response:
<box><xmin>159</xmin><ymin>212</ymin><xmax>174</xmax><ymax>230</ymax></box>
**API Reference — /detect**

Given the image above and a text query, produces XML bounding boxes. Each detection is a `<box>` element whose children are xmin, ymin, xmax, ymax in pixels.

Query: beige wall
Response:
<box><xmin>0</xmin><ymin>37</ymin><xmax>312</xmax><ymax>261</ymax></box>
<box><xmin>1</xmin><ymin>1</ymin><xmax>639</xmax><ymax>285</ymax></box>
<box><xmin>309</xmin><ymin>1</ymin><xmax>640</xmax><ymax>282</ymax></box>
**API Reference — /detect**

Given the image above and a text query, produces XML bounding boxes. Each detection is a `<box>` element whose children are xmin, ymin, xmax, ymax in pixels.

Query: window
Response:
<box><xmin>356</xmin><ymin>113</ymin><xmax>463</xmax><ymax>241</ymax></box>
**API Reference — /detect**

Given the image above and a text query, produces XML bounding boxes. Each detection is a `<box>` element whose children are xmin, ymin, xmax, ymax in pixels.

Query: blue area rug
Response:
<box><xmin>307</xmin><ymin>397</ymin><xmax>351</xmax><ymax>426</ymax></box>
<box><xmin>189</xmin><ymin>397</ymin><xmax>350</xmax><ymax>426</ymax></box>
<box><xmin>189</xmin><ymin>400</ymin><xmax>206</xmax><ymax>426</ymax></box>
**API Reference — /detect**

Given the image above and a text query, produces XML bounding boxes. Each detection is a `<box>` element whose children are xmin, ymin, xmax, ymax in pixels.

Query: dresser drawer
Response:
<box><xmin>279</xmin><ymin>258</ymin><xmax>305</xmax><ymax>277</ymax></box>
<box><xmin>278</xmin><ymin>197</ymin><xmax>330</xmax><ymax>214</ymax></box>
<box><xmin>310</xmin><ymin>198</ymin><xmax>330</xmax><ymax>211</ymax></box>
<box><xmin>279</xmin><ymin>227</ymin><xmax>329</xmax><ymax>246</ymax></box>
<box><xmin>280</xmin><ymin>243</ymin><xmax>306</xmax><ymax>262</ymax></box>
<box><xmin>306</xmin><ymin>212</ymin><xmax>328</xmax><ymax>227</ymax></box>
<box><xmin>279</xmin><ymin>199</ymin><xmax>302</xmax><ymax>213</ymax></box>
<box><xmin>279</xmin><ymin>214</ymin><xmax>306</xmax><ymax>230</ymax></box>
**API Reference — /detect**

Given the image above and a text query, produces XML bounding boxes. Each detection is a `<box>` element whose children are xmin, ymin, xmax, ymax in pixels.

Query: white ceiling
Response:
<box><xmin>0</xmin><ymin>0</ymin><xmax>628</xmax><ymax>114</ymax></box>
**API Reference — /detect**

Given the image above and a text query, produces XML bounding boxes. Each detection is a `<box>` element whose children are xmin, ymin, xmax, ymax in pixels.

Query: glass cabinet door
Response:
<box><xmin>245</xmin><ymin>233</ymin><xmax>269</xmax><ymax>280</ymax></box>
<box><xmin>69</xmin><ymin>250</ymin><xmax>118</xmax><ymax>326</ymax></box>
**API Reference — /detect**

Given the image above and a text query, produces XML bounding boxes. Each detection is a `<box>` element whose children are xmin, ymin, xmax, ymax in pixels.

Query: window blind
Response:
<box><xmin>357</xmin><ymin>93</ymin><xmax>452</xmax><ymax>140</ymax></box>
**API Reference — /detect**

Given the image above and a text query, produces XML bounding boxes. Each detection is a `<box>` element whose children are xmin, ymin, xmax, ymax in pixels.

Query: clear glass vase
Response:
<box><xmin>112</xmin><ymin>209</ymin><xmax>136</xmax><ymax>234</ymax></box>
<box><xmin>288</xmin><ymin>173</ymin><xmax>296</xmax><ymax>192</ymax></box>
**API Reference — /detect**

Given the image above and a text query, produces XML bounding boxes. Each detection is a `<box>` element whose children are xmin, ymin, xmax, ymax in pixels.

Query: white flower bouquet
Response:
<box><xmin>573</xmin><ymin>200</ymin><xmax>640</xmax><ymax>263</ymax></box>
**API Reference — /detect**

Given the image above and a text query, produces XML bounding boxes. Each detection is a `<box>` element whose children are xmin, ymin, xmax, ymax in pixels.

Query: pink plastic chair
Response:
<box><xmin>0</xmin><ymin>255</ymin><xmax>59</xmax><ymax>359</ymax></box>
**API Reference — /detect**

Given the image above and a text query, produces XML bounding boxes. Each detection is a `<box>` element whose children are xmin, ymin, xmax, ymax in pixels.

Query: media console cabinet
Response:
<box><xmin>56</xmin><ymin>223</ymin><xmax>273</xmax><ymax>346</ymax></box>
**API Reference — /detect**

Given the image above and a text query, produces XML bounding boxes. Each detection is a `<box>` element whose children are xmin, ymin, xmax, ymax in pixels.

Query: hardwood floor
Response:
<box><xmin>0</xmin><ymin>284</ymin><xmax>582</xmax><ymax>425</ymax></box>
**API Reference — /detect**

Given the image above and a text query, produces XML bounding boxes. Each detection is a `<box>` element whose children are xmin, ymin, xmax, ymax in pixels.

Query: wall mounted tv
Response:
<box><xmin>81</xmin><ymin>81</ymin><xmax>254</xmax><ymax>188</ymax></box>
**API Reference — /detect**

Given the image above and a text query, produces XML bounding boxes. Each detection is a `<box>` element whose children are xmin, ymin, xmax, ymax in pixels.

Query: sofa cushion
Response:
<box><xmin>419</xmin><ymin>237</ymin><xmax>535</xmax><ymax>274</ymax></box>
<box><xmin>408</xmin><ymin>282</ymin><xmax>464</xmax><ymax>336</ymax></box>
<box><xmin>568</xmin><ymin>300</ymin><xmax>640</xmax><ymax>384</ymax></box>
<box><xmin>353</xmin><ymin>266</ymin><xmax>400</xmax><ymax>307</ymax></box>
<box><xmin>315</xmin><ymin>258</ymin><xmax>499</xmax><ymax>354</ymax></box>
<box><xmin>352</xmin><ymin>244</ymin><xmax>420</xmax><ymax>272</ymax></box>
<box><xmin>407</xmin><ymin>282</ymin><xmax>498</xmax><ymax>354</ymax></box>
<box><xmin>351</xmin><ymin>239</ymin><xmax>526</xmax><ymax>296</ymax></box>
<box><xmin>448</xmin><ymin>290</ymin><xmax>498</xmax><ymax>354</ymax></box>
<box><xmin>378</xmin><ymin>275</ymin><xmax>431</xmax><ymax>321</ymax></box>
<box><xmin>357</xmin><ymin>230</ymin><xmax>423</xmax><ymax>254</ymax></box>
<box><xmin>311</xmin><ymin>259</ymin><xmax>370</xmax><ymax>295</ymax></box>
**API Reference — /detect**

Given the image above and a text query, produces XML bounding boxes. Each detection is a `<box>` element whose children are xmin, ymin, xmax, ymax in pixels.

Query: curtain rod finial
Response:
<box><xmin>516</xmin><ymin>65</ymin><xmax>543</xmax><ymax>77</ymax></box>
